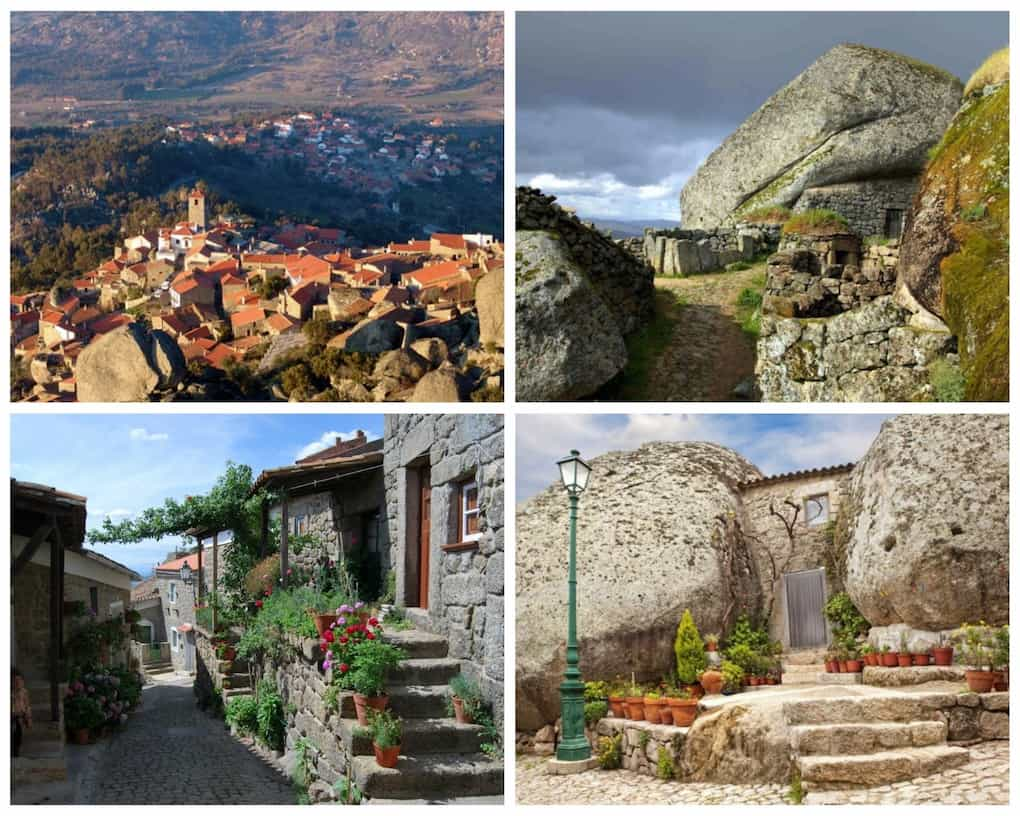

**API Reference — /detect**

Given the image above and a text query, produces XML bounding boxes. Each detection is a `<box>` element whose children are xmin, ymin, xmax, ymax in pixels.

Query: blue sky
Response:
<box><xmin>11</xmin><ymin>414</ymin><xmax>384</xmax><ymax>578</ymax></box>
<box><xmin>516</xmin><ymin>413</ymin><xmax>892</xmax><ymax>501</ymax></box>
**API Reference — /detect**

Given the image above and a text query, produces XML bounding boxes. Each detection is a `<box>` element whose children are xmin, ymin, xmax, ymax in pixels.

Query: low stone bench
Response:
<box><xmin>594</xmin><ymin>717</ymin><xmax>689</xmax><ymax>776</ymax></box>
<box><xmin>863</xmin><ymin>665</ymin><xmax>968</xmax><ymax>687</ymax></box>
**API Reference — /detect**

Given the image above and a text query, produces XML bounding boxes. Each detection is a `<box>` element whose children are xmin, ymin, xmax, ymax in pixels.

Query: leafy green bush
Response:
<box><xmin>596</xmin><ymin>734</ymin><xmax>623</xmax><ymax>769</ymax></box>
<box><xmin>245</xmin><ymin>554</ymin><xmax>281</xmax><ymax>599</ymax></box>
<box><xmin>822</xmin><ymin>592</ymin><xmax>869</xmax><ymax>637</ymax></box>
<box><xmin>343</xmin><ymin>640</ymin><xmax>407</xmax><ymax>697</ymax></box>
<box><xmin>584</xmin><ymin>700</ymin><xmax>609</xmax><ymax>725</ymax></box>
<box><xmin>255</xmin><ymin>679</ymin><xmax>286</xmax><ymax>751</ymax></box>
<box><xmin>929</xmin><ymin>357</ymin><xmax>967</xmax><ymax>402</ymax></box>
<box><xmin>737</xmin><ymin>288</ymin><xmax>763</xmax><ymax>309</ymax></box>
<box><xmin>725</xmin><ymin>613</ymin><xmax>771</xmax><ymax>654</ymax></box>
<box><xmin>674</xmin><ymin>609</ymin><xmax>707</xmax><ymax>684</ymax></box>
<box><xmin>721</xmin><ymin>660</ymin><xmax>744</xmax><ymax>692</ymax></box>
<box><xmin>237</xmin><ymin>585</ymin><xmax>354</xmax><ymax>660</ymax></box>
<box><xmin>656</xmin><ymin>746</ymin><xmax>675</xmax><ymax>780</ymax></box>
<box><xmin>367</xmin><ymin>708</ymin><xmax>402</xmax><ymax>749</ymax></box>
<box><xmin>583</xmin><ymin>680</ymin><xmax>609</xmax><ymax>701</ymax></box>
<box><xmin>724</xmin><ymin>643</ymin><xmax>757</xmax><ymax>676</ymax></box>
<box><xmin>225</xmin><ymin>695</ymin><xmax>259</xmax><ymax>735</ymax></box>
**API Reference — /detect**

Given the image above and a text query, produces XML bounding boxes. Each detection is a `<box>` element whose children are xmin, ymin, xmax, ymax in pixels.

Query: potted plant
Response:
<box><xmin>216</xmin><ymin>642</ymin><xmax>237</xmax><ymax>662</ymax></box>
<box><xmin>607</xmin><ymin>680</ymin><xmax>627</xmax><ymax>718</ymax></box>
<box><xmin>65</xmin><ymin>694</ymin><xmax>104</xmax><ymax>745</ymax></box>
<box><xmin>992</xmin><ymin>625</ymin><xmax>1009</xmax><ymax>691</ymax></box>
<box><xmin>448</xmin><ymin>674</ymin><xmax>480</xmax><ymax>725</ymax></box>
<box><xmin>699</xmin><ymin>666</ymin><xmax>724</xmax><ymax>695</ymax></box>
<box><xmin>912</xmin><ymin>641</ymin><xmax>931</xmax><ymax>666</ymax></box>
<box><xmin>674</xmin><ymin>610</ymin><xmax>707</xmax><ymax>697</ymax></box>
<box><xmin>845</xmin><ymin>644</ymin><xmax>862</xmax><ymax>674</ymax></box>
<box><xmin>836</xmin><ymin>645</ymin><xmax>848</xmax><ymax>674</ymax></box>
<box><xmin>880</xmin><ymin>645</ymin><xmax>897</xmax><ymax>668</ymax></box>
<box><xmin>643</xmin><ymin>690</ymin><xmax>665</xmax><ymax>723</ymax></box>
<box><xmin>933</xmin><ymin>635</ymin><xmax>954</xmax><ymax>667</ymax></box>
<box><xmin>956</xmin><ymin>623</ymin><xmax>997</xmax><ymax>693</ymax></box>
<box><xmin>859</xmin><ymin>643</ymin><xmax>875</xmax><ymax>667</ymax></box>
<box><xmin>340</xmin><ymin>636</ymin><xmax>407</xmax><ymax>726</ymax></box>
<box><xmin>897</xmin><ymin>633</ymin><xmax>912</xmax><ymax>667</ymax></box>
<box><xmin>704</xmin><ymin>633</ymin><xmax>720</xmax><ymax>653</ymax></box>
<box><xmin>624</xmin><ymin>680</ymin><xmax>644</xmax><ymax>720</ymax></box>
<box><xmin>653</xmin><ymin>688</ymin><xmax>675</xmax><ymax>724</ymax></box>
<box><xmin>367</xmin><ymin>708</ymin><xmax>402</xmax><ymax>769</ymax></box>
<box><xmin>720</xmin><ymin>661</ymin><xmax>743</xmax><ymax>695</ymax></box>
<box><xmin>824</xmin><ymin>650</ymin><xmax>838</xmax><ymax>674</ymax></box>
<box><xmin>665</xmin><ymin>688</ymin><xmax>698</xmax><ymax>727</ymax></box>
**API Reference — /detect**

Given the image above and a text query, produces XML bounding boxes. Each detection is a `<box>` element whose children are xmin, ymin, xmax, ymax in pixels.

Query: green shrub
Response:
<box><xmin>226</xmin><ymin>694</ymin><xmax>258</xmax><ymax>735</ymax></box>
<box><xmin>596</xmin><ymin>734</ymin><xmax>622</xmax><ymax>770</ymax></box>
<box><xmin>674</xmin><ymin>609</ymin><xmax>707</xmax><ymax>684</ymax></box>
<box><xmin>928</xmin><ymin>357</ymin><xmax>967</xmax><ymax>402</ymax></box>
<box><xmin>822</xmin><ymin>592</ymin><xmax>870</xmax><ymax>637</ymax></box>
<box><xmin>725</xmin><ymin>613</ymin><xmax>771</xmax><ymax>654</ymax></box>
<box><xmin>584</xmin><ymin>700</ymin><xmax>608</xmax><ymax>725</ymax></box>
<box><xmin>656</xmin><ymin>746</ymin><xmax>675</xmax><ymax>780</ymax></box>
<box><xmin>255</xmin><ymin>679</ymin><xmax>286</xmax><ymax>751</ymax></box>
<box><xmin>366</xmin><ymin>708</ymin><xmax>402</xmax><ymax>749</ymax></box>
<box><xmin>245</xmin><ymin>554</ymin><xmax>281</xmax><ymax>599</ymax></box>
<box><xmin>721</xmin><ymin>660</ymin><xmax>744</xmax><ymax>692</ymax></box>
<box><xmin>583</xmin><ymin>680</ymin><xmax>609</xmax><ymax>701</ymax></box>
<box><xmin>782</xmin><ymin>209</ymin><xmax>849</xmax><ymax>236</ymax></box>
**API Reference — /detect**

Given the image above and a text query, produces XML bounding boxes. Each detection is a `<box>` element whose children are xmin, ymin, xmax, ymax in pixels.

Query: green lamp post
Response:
<box><xmin>555</xmin><ymin>449</ymin><xmax>593</xmax><ymax>762</ymax></box>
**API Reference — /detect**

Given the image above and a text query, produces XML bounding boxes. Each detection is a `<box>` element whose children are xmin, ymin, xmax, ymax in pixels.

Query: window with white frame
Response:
<box><xmin>805</xmin><ymin>493</ymin><xmax>831</xmax><ymax>526</ymax></box>
<box><xmin>171</xmin><ymin>628</ymin><xmax>180</xmax><ymax>651</ymax></box>
<box><xmin>458</xmin><ymin>481</ymin><xmax>482</xmax><ymax>543</ymax></box>
<box><xmin>168</xmin><ymin>581</ymin><xmax>178</xmax><ymax>604</ymax></box>
<box><xmin>292</xmin><ymin>514</ymin><xmax>309</xmax><ymax>536</ymax></box>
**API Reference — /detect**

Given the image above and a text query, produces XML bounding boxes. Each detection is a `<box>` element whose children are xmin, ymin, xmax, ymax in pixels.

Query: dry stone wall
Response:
<box><xmin>793</xmin><ymin>178</ymin><xmax>919</xmax><ymax>239</ymax></box>
<box><xmin>635</xmin><ymin>224</ymin><xmax>781</xmax><ymax>276</ymax></box>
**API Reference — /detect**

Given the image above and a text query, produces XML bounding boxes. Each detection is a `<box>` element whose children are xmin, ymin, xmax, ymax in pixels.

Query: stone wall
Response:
<box><xmin>156</xmin><ymin>571</ymin><xmax>199</xmax><ymax>672</ymax></box>
<box><xmin>740</xmin><ymin>471</ymin><xmax>851</xmax><ymax>647</ymax></box>
<box><xmin>594</xmin><ymin>718</ymin><xmax>688</xmax><ymax>776</ymax></box>
<box><xmin>793</xmin><ymin>178</ymin><xmax>919</xmax><ymax>240</ymax></box>
<box><xmin>635</xmin><ymin>223</ymin><xmax>781</xmax><ymax>276</ymax></box>
<box><xmin>516</xmin><ymin>186</ymin><xmax>654</xmax><ymax>336</ymax></box>
<box><xmin>928</xmin><ymin>692</ymin><xmax>1008</xmax><ymax>743</ymax></box>
<box><xmin>764</xmin><ymin>237</ymin><xmax>898</xmax><ymax>318</ymax></box>
<box><xmin>13</xmin><ymin>562</ymin><xmax>51</xmax><ymax>684</ymax></box>
<box><xmin>64</xmin><ymin>572</ymin><xmax>130</xmax><ymax>619</ymax></box>
<box><xmin>383</xmin><ymin>414</ymin><xmax>504</xmax><ymax>723</ymax></box>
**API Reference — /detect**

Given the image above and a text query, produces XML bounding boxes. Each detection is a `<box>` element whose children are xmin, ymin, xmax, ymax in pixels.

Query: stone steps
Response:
<box><xmin>784</xmin><ymin>696</ymin><xmax>943</xmax><ymax>725</ymax></box>
<box><xmin>798</xmin><ymin>745</ymin><xmax>970</xmax><ymax>788</ymax></box>
<box><xmin>12</xmin><ymin>755</ymin><xmax>68</xmax><ymax>785</ymax></box>
<box><xmin>387</xmin><ymin>657</ymin><xmax>462</xmax><ymax>686</ymax></box>
<box><xmin>352</xmin><ymin>753</ymin><xmax>503</xmax><ymax>800</ymax></box>
<box><xmin>221</xmin><ymin>673</ymin><xmax>251</xmax><ymax>690</ymax></box>
<box><xmin>784</xmin><ymin>649</ymin><xmax>828</xmax><ymax>666</ymax></box>
<box><xmin>340</xmin><ymin>685</ymin><xmax>451</xmax><ymax>721</ymax></box>
<box><xmin>222</xmin><ymin>688</ymin><xmax>253</xmax><ymax>700</ymax></box>
<box><xmin>339</xmin><ymin>717</ymin><xmax>487</xmax><ymax>756</ymax></box>
<box><xmin>792</xmin><ymin>720</ymin><xmax>947</xmax><ymax>755</ymax></box>
<box><xmin>382</xmin><ymin>629</ymin><xmax>449</xmax><ymax>660</ymax></box>
<box><xmin>780</xmin><ymin>664</ymin><xmax>827</xmax><ymax>685</ymax></box>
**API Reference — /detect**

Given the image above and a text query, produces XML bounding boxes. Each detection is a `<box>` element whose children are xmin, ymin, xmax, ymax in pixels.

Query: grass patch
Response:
<box><xmin>964</xmin><ymin>47</ymin><xmax>1009</xmax><ymax>96</ymax></box>
<box><xmin>928</xmin><ymin>357</ymin><xmax>967</xmax><ymax>402</ymax></box>
<box><xmin>738</xmin><ymin>205</ymin><xmax>791</xmax><ymax>224</ymax></box>
<box><xmin>726</xmin><ymin>260</ymin><xmax>754</xmax><ymax>272</ymax></box>
<box><xmin>782</xmin><ymin>209</ymin><xmax>849</xmax><ymax>236</ymax></box>
<box><xmin>735</xmin><ymin>272</ymin><xmax>767</xmax><ymax>338</ymax></box>
<box><xmin>598</xmin><ymin>288</ymin><xmax>683</xmax><ymax>400</ymax></box>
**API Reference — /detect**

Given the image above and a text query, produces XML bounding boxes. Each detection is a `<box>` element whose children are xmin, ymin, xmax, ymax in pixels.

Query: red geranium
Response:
<box><xmin>255</xmin><ymin>600</ymin><xmax>263</xmax><ymax>608</ymax></box>
<box><xmin>368</xmin><ymin>617</ymin><xmax>379</xmax><ymax>626</ymax></box>
<box><xmin>338</xmin><ymin>663</ymin><xmax>349</xmax><ymax>673</ymax></box>
<box><xmin>323</xmin><ymin>629</ymin><xmax>335</xmax><ymax>643</ymax></box>
<box><xmin>366</xmin><ymin>631</ymin><xmax>376</xmax><ymax>640</ymax></box>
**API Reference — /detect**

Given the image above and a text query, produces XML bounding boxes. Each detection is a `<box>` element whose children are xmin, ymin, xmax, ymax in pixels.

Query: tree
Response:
<box><xmin>674</xmin><ymin>609</ymin><xmax>707</xmax><ymax>684</ymax></box>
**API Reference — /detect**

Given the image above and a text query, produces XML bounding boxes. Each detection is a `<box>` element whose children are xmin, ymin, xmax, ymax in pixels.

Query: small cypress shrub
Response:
<box><xmin>674</xmin><ymin>609</ymin><xmax>707</xmax><ymax>684</ymax></box>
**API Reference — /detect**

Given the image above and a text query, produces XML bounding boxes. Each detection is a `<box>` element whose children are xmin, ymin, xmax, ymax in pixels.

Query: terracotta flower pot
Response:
<box><xmin>643</xmin><ymin>697</ymin><xmax>664</xmax><ymax>723</ymax></box>
<box><xmin>699</xmin><ymin>669</ymin><xmax>724</xmax><ymax>696</ymax></box>
<box><xmin>625</xmin><ymin>697</ymin><xmax>644</xmax><ymax>720</ymax></box>
<box><xmin>882</xmin><ymin>652</ymin><xmax>898</xmax><ymax>667</ymax></box>
<box><xmin>353</xmin><ymin>693</ymin><xmax>388</xmax><ymax>726</ymax></box>
<box><xmin>933</xmin><ymin>647</ymin><xmax>954</xmax><ymax>666</ymax></box>
<box><xmin>846</xmin><ymin>659</ymin><xmax>862</xmax><ymax>673</ymax></box>
<box><xmin>452</xmin><ymin>696</ymin><xmax>473</xmax><ymax>724</ymax></box>
<box><xmin>373</xmin><ymin>742</ymin><xmax>401</xmax><ymax>768</ymax></box>
<box><xmin>667</xmin><ymin>698</ymin><xmax>698</xmax><ymax>727</ymax></box>
<box><xmin>608</xmin><ymin>696</ymin><xmax>626</xmax><ymax>718</ymax></box>
<box><xmin>867</xmin><ymin>654</ymin><xmax>879</xmax><ymax>667</ymax></box>
<box><xmin>837</xmin><ymin>661</ymin><xmax>848</xmax><ymax>673</ymax></box>
<box><xmin>965</xmin><ymin>670</ymin><xmax>996</xmax><ymax>694</ymax></box>
<box><xmin>912</xmin><ymin>653</ymin><xmax>931</xmax><ymax>666</ymax></box>
<box><xmin>705</xmin><ymin>643</ymin><xmax>718</xmax><ymax>653</ymax></box>
<box><xmin>825</xmin><ymin>660</ymin><xmax>838</xmax><ymax>673</ymax></box>
<box><xmin>312</xmin><ymin>613</ymin><xmax>336</xmax><ymax>637</ymax></box>
<box><xmin>993</xmin><ymin>670</ymin><xmax>1008</xmax><ymax>692</ymax></box>
<box><xmin>766</xmin><ymin>677</ymin><xmax>778</xmax><ymax>685</ymax></box>
<box><xmin>897</xmin><ymin>653</ymin><xmax>912</xmax><ymax>668</ymax></box>
<box><xmin>659</xmin><ymin>706</ymin><xmax>674</xmax><ymax>725</ymax></box>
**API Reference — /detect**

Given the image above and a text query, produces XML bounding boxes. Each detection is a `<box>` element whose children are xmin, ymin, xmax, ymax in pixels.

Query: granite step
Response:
<box><xmin>339</xmin><ymin>717</ymin><xmax>488</xmax><ymax>756</ymax></box>
<box><xmin>783</xmin><ymin>696</ymin><xmax>943</xmax><ymax>725</ymax></box>
<box><xmin>798</xmin><ymin>745</ymin><xmax>970</xmax><ymax>788</ymax></box>
<box><xmin>793</xmin><ymin>720</ymin><xmax>947</xmax><ymax>756</ymax></box>
<box><xmin>352</xmin><ymin>752</ymin><xmax>503</xmax><ymax>800</ymax></box>
<box><xmin>382</xmin><ymin>629</ymin><xmax>449</xmax><ymax>660</ymax></box>
<box><xmin>340</xmin><ymin>685</ymin><xmax>451</xmax><ymax>720</ymax></box>
<box><xmin>387</xmin><ymin>658</ymin><xmax>462</xmax><ymax>686</ymax></box>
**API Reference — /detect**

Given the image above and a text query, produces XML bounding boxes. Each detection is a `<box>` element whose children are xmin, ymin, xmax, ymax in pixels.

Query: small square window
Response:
<box><xmin>459</xmin><ymin>481</ymin><xmax>482</xmax><ymax>543</ymax></box>
<box><xmin>168</xmin><ymin>582</ymin><xmax>178</xmax><ymax>604</ymax></box>
<box><xmin>805</xmin><ymin>494</ymin><xmax>830</xmax><ymax>526</ymax></box>
<box><xmin>292</xmin><ymin>515</ymin><xmax>309</xmax><ymax>536</ymax></box>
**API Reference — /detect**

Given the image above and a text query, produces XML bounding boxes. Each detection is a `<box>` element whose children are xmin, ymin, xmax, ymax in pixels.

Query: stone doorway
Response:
<box><xmin>783</xmin><ymin>568</ymin><xmax>828</xmax><ymax>649</ymax></box>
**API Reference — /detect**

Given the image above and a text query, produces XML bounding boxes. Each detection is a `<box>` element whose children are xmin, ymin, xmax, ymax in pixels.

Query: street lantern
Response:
<box><xmin>179</xmin><ymin>561</ymin><xmax>193</xmax><ymax>586</ymax></box>
<box><xmin>555</xmin><ymin>450</ymin><xmax>592</xmax><ymax>764</ymax></box>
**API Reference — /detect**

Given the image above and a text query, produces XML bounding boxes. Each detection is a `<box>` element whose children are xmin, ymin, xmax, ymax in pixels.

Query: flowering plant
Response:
<box><xmin>321</xmin><ymin>604</ymin><xmax>380</xmax><ymax>672</ymax></box>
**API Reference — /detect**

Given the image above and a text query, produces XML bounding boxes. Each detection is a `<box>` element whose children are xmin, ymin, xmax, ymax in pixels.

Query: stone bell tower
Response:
<box><xmin>188</xmin><ymin>188</ymin><xmax>208</xmax><ymax>231</ymax></box>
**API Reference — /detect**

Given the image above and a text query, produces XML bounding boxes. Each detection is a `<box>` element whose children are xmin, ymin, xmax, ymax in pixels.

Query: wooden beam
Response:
<box><xmin>12</xmin><ymin>519</ymin><xmax>54</xmax><ymax>578</ymax></box>
<box><xmin>48</xmin><ymin>520</ymin><xmax>62</xmax><ymax>722</ymax></box>
<box><xmin>280</xmin><ymin>492</ymin><xmax>289</xmax><ymax>588</ymax></box>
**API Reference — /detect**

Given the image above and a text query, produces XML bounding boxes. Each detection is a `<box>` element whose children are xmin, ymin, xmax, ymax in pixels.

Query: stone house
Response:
<box><xmin>130</xmin><ymin>576</ymin><xmax>167</xmax><ymax>645</ymax></box>
<box><xmin>738</xmin><ymin>464</ymin><xmax>854</xmax><ymax>652</ymax></box>
<box><xmin>791</xmin><ymin>178</ymin><xmax>918</xmax><ymax>240</ymax></box>
<box><xmin>383</xmin><ymin>414</ymin><xmax>504</xmax><ymax>720</ymax></box>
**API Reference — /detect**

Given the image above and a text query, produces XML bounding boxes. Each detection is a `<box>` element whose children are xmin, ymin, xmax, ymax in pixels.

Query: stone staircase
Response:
<box><xmin>785</xmin><ymin>696</ymin><xmax>970</xmax><ymax>789</ymax></box>
<box><xmin>337</xmin><ymin>628</ymin><xmax>503</xmax><ymax>803</ymax></box>
<box><xmin>219</xmin><ymin>656</ymin><xmax>254</xmax><ymax>700</ymax></box>
<box><xmin>142</xmin><ymin>658</ymin><xmax>175</xmax><ymax>679</ymax></box>
<box><xmin>12</xmin><ymin>683</ymin><xmax>72</xmax><ymax>803</ymax></box>
<box><xmin>780</xmin><ymin>648</ymin><xmax>827</xmax><ymax>686</ymax></box>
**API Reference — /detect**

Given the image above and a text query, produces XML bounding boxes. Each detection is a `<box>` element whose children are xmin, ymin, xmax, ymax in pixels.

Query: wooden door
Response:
<box><xmin>417</xmin><ymin>471</ymin><xmax>431</xmax><ymax>609</ymax></box>
<box><xmin>784</xmin><ymin>568</ymin><xmax>828</xmax><ymax>649</ymax></box>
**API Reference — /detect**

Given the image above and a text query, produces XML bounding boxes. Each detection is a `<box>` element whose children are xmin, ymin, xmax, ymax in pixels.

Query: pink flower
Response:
<box><xmin>337</xmin><ymin>616</ymin><xmax>347</xmax><ymax>626</ymax></box>
<box><xmin>354</xmin><ymin>601</ymin><xmax>365</xmax><ymax>610</ymax></box>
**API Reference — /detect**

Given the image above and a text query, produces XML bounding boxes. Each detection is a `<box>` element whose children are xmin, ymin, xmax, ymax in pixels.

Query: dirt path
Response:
<box><xmin>646</xmin><ymin>264</ymin><xmax>763</xmax><ymax>401</ymax></box>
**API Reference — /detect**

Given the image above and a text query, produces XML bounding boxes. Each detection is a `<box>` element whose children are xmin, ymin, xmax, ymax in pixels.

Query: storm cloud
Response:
<box><xmin>517</xmin><ymin>11</ymin><xmax>1007</xmax><ymax>222</ymax></box>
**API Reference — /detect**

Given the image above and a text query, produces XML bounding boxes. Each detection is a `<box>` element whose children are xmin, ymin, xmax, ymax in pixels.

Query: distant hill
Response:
<box><xmin>11</xmin><ymin>11</ymin><xmax>503</xmax><ymax>125</ymax></box>
<box><xmin>587</xmin><ymin>218</ymin><xmax>678</xmax><ymax>238</ymax></box>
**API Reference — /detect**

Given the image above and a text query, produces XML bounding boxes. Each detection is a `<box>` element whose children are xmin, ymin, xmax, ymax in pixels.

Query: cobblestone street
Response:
<box><xmin>73</xmin><ymin>676</ymin><xmax>294</xmax><ymax>805</ymax></box>
<box><xmin>515</xmin><ymin>741</ymin><xmax>1010</xmax><ymax>805</ymax></box>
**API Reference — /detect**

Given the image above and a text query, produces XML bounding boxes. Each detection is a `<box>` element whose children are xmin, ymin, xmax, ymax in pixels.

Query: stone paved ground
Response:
<box><xmin>75</xmin><ymin>675</ymin><xmax>295</xmax><ymax>804</ymax></box>
<box><xmin>516</xmin><ymin>741</ymin><xmax>1010</xmax><ymax>805</ymax></box>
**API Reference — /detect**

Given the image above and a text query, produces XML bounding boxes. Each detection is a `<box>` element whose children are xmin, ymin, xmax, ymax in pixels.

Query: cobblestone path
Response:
<box><xmin>516</xmin><ymin>741</ymin><xmax>1009</xmax><ymax>805</ymax></box>
<box><xmin>78</xmin><ymin>676</ymin><xmax>295</xmax><ymax>804</ymax></box>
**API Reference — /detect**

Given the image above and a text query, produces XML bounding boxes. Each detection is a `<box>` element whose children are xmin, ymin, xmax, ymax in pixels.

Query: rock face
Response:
<box><xmin>680</xmin><ymin>44</ymin><xmax>962</xmax><ymax>228</ymax></box>
<box><xmin>475</xmin><ymin>266</ymin><xmax>504</xmax><ymax>348</ymax></box>
<box><xmin>516</xmin><ymin>187</ymin><xmax>655</xmax><ymax>401</ymax></box>
<box><xmin>515</xmin><ymin>443</ymin><xmax>762</xmax><ymax>730</ymax></box>
<box><xmin>76</xmin><ymin>324</ymin><xmax>186</xmax><ymax>402</ymax></box>
<box><xmin>841</xmin><ymin>415</ymin><xmax>1008</xmax><ymax>630</ymax></box>
<box><xmin>680</xmin><ymin>703</ymin><xmax>793</xmax><ymax>784</ymax></box>
<box><xmin>897</xmin><ymin>57</ymin><xmax>1009</xmax><ymax>401</ymax></box>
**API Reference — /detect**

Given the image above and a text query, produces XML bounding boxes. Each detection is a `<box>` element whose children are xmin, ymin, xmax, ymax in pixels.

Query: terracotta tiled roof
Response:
<box><xmin>230</xmin><ymin>307</ymin><xmax>265</xmax><ymax>329</ymax></box>
<box><xmin>739</xmin><ymin>463</ymin><xmax>855</xmax><ymax>488</ymax></box>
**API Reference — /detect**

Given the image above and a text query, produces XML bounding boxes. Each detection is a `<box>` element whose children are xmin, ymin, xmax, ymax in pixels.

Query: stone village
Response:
<box><xmin>12</xmin><ymin>414</ymin><xmax>505</xmax><ymax>804</ymax></box>
<box><xmin>516</xmin><ymin>414</ymin><xmax>1009</xmax><ymax>805</ymax></box>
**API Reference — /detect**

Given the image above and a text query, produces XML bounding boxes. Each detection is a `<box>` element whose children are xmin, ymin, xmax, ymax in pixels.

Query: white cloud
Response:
<box><xmin>129</xmin><ymin>428</ymin><xmax>169</xmax><ymax>442</ymax></box>
<box><xmin>102</xmin><ymin>508</ymin><xmax>134</xmax><ymax>519</ymax></box>
<box><xmin>295</xmin><ymin>429</ymin><xmax>377</xmax><ymax>461</ymax></box>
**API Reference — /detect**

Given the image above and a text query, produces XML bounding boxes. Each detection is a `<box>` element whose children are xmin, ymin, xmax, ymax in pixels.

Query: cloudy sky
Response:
<box><xmin>516</xmin><ymin>413</ymin><xmax>893</xmax><ymax>501</ymax></box>
<box><xmin>517</xmin><ymin>11</ymin><xmax>1006</xmax><ymax>222</ymax></box>
<box><xmin>12</xmin><ymin>414</ymin><xmax>384</xmax><ymax>577</ymax></box>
